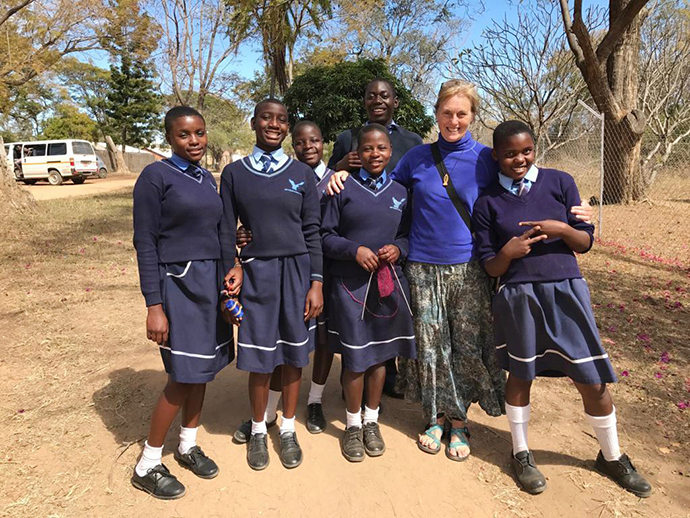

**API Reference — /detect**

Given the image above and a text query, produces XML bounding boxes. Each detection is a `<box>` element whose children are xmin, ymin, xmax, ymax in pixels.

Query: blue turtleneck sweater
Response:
<box><xmin>392</xmin><ymin>133</ymin><xmax>499</xmax><ymax>264</ymax></box>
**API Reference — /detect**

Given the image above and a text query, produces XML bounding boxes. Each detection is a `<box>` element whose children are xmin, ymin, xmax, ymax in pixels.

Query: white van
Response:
<box><xmin>4</xmin><ymin>139</ymin><xmax>99</xmax><ymax>185</ymax></box>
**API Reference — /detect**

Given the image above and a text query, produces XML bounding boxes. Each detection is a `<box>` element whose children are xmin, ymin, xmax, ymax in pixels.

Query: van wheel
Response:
<box><xmin>22</xmin><ymin>179</ymin><xmax>38</xmax><ymax>185</ymax></box>
<box><xmin>72</xmin><ymin>176</ymin><xmax>86</xmax><ymax>185</ymax></box>
<box><xmin>48</xmin><ymin>170</ymin><xmax>63</xmax><ymax>185</ymax></box>
<box><xmin>98</xmin><ymin>167</ymin><xmax>107</xmax><ymax>179</ymax></box>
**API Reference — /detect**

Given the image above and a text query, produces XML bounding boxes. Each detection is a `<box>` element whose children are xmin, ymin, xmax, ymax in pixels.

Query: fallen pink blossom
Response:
<box><xmin>620</xmin><ymin>371</ymin><xmax>629</xmax><ymax>377</ymax></box>
<box><xmin>654</xmin><ymin>372</ymin><xmax>663</xmax><ymax>379</ymax></box>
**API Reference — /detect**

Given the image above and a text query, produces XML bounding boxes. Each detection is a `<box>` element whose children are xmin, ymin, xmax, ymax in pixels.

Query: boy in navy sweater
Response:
<box><xmin>321</xmin><ymin>124</ymin><xmax>416</xmax><ymax>461</ymax></box>
<box><xmin>328</xmin><ymin>78</ymin><xmax>423</xmax><ymax>177</ymax></box>
<box><xmin>220</xmin><ymin>100</ymin><xmax>323</xmax><ymax>471</ymax></box>
<box><xmin>472</xmin><ymin>120</ymin><xmax>651</xmax><ymax>498</ymax></box>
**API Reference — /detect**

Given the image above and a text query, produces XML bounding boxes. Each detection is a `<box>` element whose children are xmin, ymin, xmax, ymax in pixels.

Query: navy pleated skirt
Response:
<box><xmin>237</xmin><ymin>254</ymin><xmax>316</xmax><ymax>373</ymax></box>
<box><xmin>493</xmin><ymin>278</ymin><xmax>616</xmax><ymax>384</ymax></box>
<box><xmin>328</xmin><ymin>266</ymin><xmax>416</xmax><ymax>373</ymax></box>
<box><xmin>159</xmin><ymin>260</ymin><xmax>233</xmax><ymax>383</ymax></box>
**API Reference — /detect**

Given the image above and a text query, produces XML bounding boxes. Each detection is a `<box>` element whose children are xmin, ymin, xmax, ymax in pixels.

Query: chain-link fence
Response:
<box><xmin>538</xmin><ymin>101</ymin><xmax>690</xmax><ymax>269</ymax></box>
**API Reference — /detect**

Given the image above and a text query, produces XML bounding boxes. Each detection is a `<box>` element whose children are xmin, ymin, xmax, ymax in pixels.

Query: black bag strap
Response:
<box><xmin>349</xmin><ymin>126</ymin><xmax>362</xmax><ymax>153</ymax></box>
<box><xmin>430</xmin><ymin>142</ymin><xmax>473</xmax><ymax>233</ymax></box>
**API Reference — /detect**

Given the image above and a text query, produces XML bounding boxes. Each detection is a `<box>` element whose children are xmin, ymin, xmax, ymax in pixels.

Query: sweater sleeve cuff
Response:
<box><xmin>144</xmin><ymin>291</ymin><xmax>163</xmax><ymax>307</ymax></box>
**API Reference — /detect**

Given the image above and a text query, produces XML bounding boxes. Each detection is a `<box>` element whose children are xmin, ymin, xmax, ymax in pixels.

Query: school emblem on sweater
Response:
<box><xmin>390</xmin><ymin>196</ymin><xmax>405</xmax><ymax>212</ymax></box>
<box><xmin>285</xmin><ymin>179</ymin><xmax>305</xmax><ymax>195</ymax></box>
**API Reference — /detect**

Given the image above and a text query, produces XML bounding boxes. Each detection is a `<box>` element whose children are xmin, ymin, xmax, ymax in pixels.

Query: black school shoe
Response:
<box><xmin>595</xmin><ymin>451</ymin><xmax>652</xmax><ymax>498</ymax></box>
<box><xmin>234</xmin><ymin>417</ymin><xmax>277</xmax><ymax>444</ymax></box>
<box><xmin>363</xmin><ymin>422</ymin><xmax>386</xmax><ymax>456</ymax></box>
<box><xmin>342</xmin><ymin>426</ymin><xmax>365</xmax><ymax>462</ymax></box>
<box><xmin>131</xmin><ymin>464</ymin><xmax>186</xmax><ymax>500</ymax></box>
<box><xmin>247</xmin><ymin>433</ymin><xmax>270</xmax><ymax>471</ymax></box>
<box><xmin>306</xmin><ymin>403</ymin><xmax>327</xmax><ymax>434</ymax></box>
<box><xmin>512</xmin><ymin>450</ymin><xmax>547</xmax><ymax>494</ymax></box>
<box><xmin>279</xmin><ymin>432</ymin><xmax>303</xmax><ymax>469</ymax></box>
<box><xmin>174</xmin><ymin>446</ymin><xmax>219</xmax><ymax>479</ymax></box>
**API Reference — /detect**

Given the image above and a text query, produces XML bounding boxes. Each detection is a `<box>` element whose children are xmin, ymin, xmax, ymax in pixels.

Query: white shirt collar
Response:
<box><xmin>498</xmin><ymin>165</ymin><xmax>539</xmax><ymax>192</ymax></box>
<box><xmin>249</xmin><ymin>145</ymin><xmax>288</xmax><ymax>172</ymax></box>
<box><xmin>313</xmin><ymin>161</ymin><xmax>327</xmax><ymax>180</ymax></box>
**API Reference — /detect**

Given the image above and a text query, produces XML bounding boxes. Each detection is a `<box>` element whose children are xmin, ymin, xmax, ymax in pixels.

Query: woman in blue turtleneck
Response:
<box><xmin>390</xmin><ymin>80</ymin><xmax>505</xmax><ymax>461</ymax></box>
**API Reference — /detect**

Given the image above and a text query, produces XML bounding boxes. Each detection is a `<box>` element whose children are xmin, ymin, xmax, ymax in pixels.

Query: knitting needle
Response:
<box><xmin>391</xmin><ymin>265</ymin><xmax>413</xmax><ymax>316</ymax></box>
<box><xmin>361</xmin><ymin>270</ymin><xmax>374</xmax><ymax>321</ymax></box>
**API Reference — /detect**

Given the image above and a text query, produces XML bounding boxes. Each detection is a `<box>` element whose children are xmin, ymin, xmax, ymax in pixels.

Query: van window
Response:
<box><xmin>72</xmin><ymin>142</ymin><xmax>94</xmax><ymax>155</ymax></box>
<box><xmin>48</xmin><ymin>143</ymin><xmax>68</xmax><ymax>156</ymax></box>
<box><xmin>23</xmin><ymin>144</ymin><xmax>46</xmax><ymax>157</ymax></box>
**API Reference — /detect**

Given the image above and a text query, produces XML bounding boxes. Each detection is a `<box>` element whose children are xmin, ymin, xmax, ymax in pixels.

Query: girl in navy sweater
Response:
<box><xmin>131</xmin><ymin>107</ymin><xmax>233</xmax><ymax>499</ymax></box>
<box><xmin>472</xmin><ymin>120</ymin><xmax>651</xmax><ymax>498</ymax></box>
<box><xmin>321</xmin><ymin>124</ymin><xmax>416</xmax><ymax>462</ymax></box>
<box><xmin>232</xmin><ymin>120</ymin><xmax>335</xmax><ymax>442</ymax></box>
<box><xmin>220</xmin><ymin>100</ymin><xmax>323</xmax><ymax>471</ymax></box>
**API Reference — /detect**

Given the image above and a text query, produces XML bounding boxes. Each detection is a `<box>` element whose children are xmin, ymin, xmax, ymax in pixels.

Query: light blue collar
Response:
<box><xmin>169</xmin><ymin>153</ymin><xmax>200</xmax><ymax>173</ymax></box>
<box><xmin>498</xmin><ymin>165</ymin><xmax>539</xmax><ymax>192</ymax></box>
<box><xmin>313</xmin><ymin>161</ymin><xmax>327</xmax><ymax>180</ymax></box>
<box><xmin>249</xmin><ymin>145</ymin><xmax>288</xmax><ymax>172</ymax></box>
<box><xmin>358</xmin><ymin>168</ymin><xmax>387</xmax><ymax>190</ymax></box>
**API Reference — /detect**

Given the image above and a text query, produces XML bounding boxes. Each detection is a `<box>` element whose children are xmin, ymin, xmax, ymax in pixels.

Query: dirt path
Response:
<box><xmin>0</xmin><ymin>191</ymin><xmax>688</xmax><ymax>518</ymax></box>
<box><xmin>19</xmin><ymin>175</ymin><xmax>138</xmax><ymax>201</ymax></box>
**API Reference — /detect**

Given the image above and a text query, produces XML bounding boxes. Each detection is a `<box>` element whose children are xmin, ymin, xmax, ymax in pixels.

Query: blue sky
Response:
<box><xmin>82</xmin><ymin>1</ymin><xmax>607</xmax><ymax>84</ymax></box>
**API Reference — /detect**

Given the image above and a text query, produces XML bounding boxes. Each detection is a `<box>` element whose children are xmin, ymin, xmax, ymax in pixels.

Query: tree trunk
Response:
<box><xmin>106</xmin><ymin>135</ymin><xmax>131</xmax><ymax>175</ymax></box>
<box><xmin>602</xmin><ymin>0</ymin><xmax>646</xmax><ymax>203</ymax></box>
<box><xmin>0</xmin><ymin>136</ymin><xmax>36</xmax><ymax>212</ymax></box>
<box><xmin>603</xmin><ymin>113</ymin><xmax>645</xmax><ymax>203</ymax></box>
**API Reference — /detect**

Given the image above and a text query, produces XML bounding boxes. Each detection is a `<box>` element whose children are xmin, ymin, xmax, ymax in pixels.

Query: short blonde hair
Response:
<box><xmin>434</xmin><ymin>79</ymin><xmax>480</xmax><ymax>115</ymax></box>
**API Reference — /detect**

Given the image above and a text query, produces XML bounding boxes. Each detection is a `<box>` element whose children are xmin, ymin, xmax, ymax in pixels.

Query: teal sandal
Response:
<box><xmin>417</xmin><ymin>423</ymin><xmax>444</xmax><ymax>455</ymax></box>
<box><xmin>446</xmin><ymin>427</ymin><xmax>471</xmax><ymax>462</ymax></box>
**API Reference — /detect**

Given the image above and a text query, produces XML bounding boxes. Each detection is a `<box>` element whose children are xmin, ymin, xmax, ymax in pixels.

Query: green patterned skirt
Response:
<box><xmin>396</xmin><ymin>261</ymin><xmax>505</xmax><ymax>424</ymax></box>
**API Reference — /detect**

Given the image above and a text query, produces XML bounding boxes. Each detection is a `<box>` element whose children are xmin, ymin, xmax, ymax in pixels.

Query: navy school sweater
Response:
<box><xmin>320</xmin><ymin>175</ymin><xmax>410</xmax><ymax>278</ymax></box>
<box><xmin>472</xmin><ymin>168</ymin><xmax>594</xmax><ymax>285</ymax></box>
<box><xmin>133</xmin><ymin>159</ymin><xmax>222</xmax><ymax>306</ymax></box>
<box><xmin>219</xmin><ymin>157</ymin><xmax>323</xmax><ymax>281</ymax></box>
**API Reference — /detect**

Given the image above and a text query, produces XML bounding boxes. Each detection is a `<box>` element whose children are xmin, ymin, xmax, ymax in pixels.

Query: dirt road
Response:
<box><xmin>19</xmin><ymin>175</ymin><xmax>138</xmax><ymax>200</ymax></box>
<box><xmin>1</xmin><ymin>191</ymin><xmax>688</xmax><ymax>518</ymax></box>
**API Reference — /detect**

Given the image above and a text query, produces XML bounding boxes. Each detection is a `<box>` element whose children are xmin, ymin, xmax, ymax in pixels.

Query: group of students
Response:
<box><xmin>131</xmin><ymin>78</ymin><xmax>652</xmax><ymax>501</ymax></box>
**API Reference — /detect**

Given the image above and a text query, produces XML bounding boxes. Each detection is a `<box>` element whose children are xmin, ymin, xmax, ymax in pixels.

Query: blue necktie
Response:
<box><xmin>187</xmin><ymin>165</ymin><xmax>202</xmax><ymax>180</ymax></box>
<box><xmin>260</xmin><ymin>153</ymin><xmax>273</xmax><ymax>173</ymax></box>
<box><xmin>513</xmin><ymin>178</ymin><xmax>531</xmax><ymax>196</ymax></box>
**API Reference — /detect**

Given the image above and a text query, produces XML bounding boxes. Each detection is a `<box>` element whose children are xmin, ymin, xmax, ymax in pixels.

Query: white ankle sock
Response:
<box><xmin>307</xmin><ymin>381</ymin><xmax>326</xmax><ymax>405</ymax></box>
<box><xmin>280</xmin><ymin>415</ymin><xmax>296</xmax><ymax>435</ymax></box>
<box><xmin>251</xmin><ymin>419</ymin><xmax>267</xmax><ymax>435</ymax></box>
<box><xmin>265</xmin><ymin>389</ymin><xmax>282</xmax><ymax>423</ymax></box>
<box><xmin>505</xmin><ymin>403</ymin><xmax>530</xmax><ymax>455</ymax></box>
<box><xmin>586</xmin><ymin>407</ymin><xmax>621</xmax><ymax>461</ymax></box>
<box><xmin>363</xmin><ymin>405</ymin><xmax>379</xmax><ymax>425</ymax></box>
<box><xmin>178</xmin><ymin>426</ymin><xmax>198</xmax><ymax>455</ymax></box>
<box><xmin>135</xmin><ymin>441</ymin><xmax>163</xmax><ymax>477</ymax></box>
<box><xmin>346</xmin><ymin>409</ymin><xmax>362</xmax><ymax>429</ymax></box>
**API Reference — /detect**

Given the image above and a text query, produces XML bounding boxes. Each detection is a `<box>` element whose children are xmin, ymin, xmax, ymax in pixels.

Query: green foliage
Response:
<box><xmin>55</xmin><ymin>59</ymin><xmax>111</xmax><ymax>138</ymax></box>
<box><xmin>283</xmin><ymin>58</ymin><xmax>434</xmax><ymax>142</ymax></box>
<box><xmin>41</xmin><ymin>104</ymin><xmax>99</xmax><ymax>141</ymax></box>
<box><xmin>102</xmin><ymin>0</ymin><xmax>162</xmax><ymax>148</ymax></box>
<box><xmin>200</xmin><ymin>95</ymin><xmax>254</xmax><ymax>161</ymax></box>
